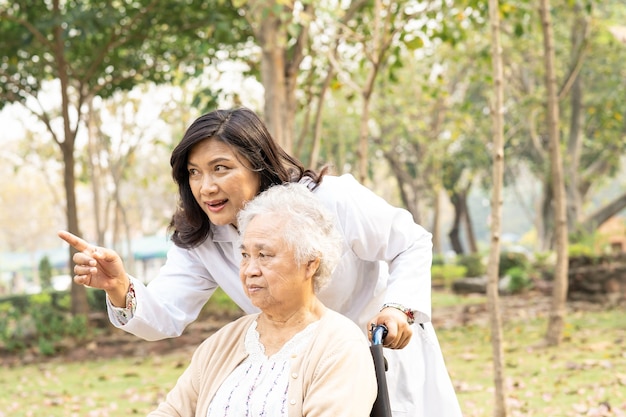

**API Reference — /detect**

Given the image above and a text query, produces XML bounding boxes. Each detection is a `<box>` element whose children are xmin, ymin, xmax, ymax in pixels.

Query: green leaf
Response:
<box><xmin>404</xmin><ymin>36</ymin><xmax>424</xmax><ymax>50</ymax></box>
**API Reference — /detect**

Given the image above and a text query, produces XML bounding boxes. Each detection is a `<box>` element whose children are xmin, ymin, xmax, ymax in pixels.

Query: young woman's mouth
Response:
<box><xmin>205</xmin><ymin>199</ymin><xmax>227</xmax><ymax>212</ymax></box>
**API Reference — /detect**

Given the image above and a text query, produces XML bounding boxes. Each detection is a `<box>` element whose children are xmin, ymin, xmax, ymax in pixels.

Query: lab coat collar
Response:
<box><xmin>212</xmin><ymin>224</ymin><xmax>239</xmax><ymax>243</ymax></box>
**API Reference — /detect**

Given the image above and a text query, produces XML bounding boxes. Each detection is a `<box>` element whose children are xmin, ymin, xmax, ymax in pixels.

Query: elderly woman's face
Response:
<box><xmin>188</xmin><ymin>138</ymin><xmax>261</xmax><ymax>227</ymax></box>
<box><xmin>239</xmin><ymin>213</ymin><xmax>316</xmax><ymax>312</ymax></box>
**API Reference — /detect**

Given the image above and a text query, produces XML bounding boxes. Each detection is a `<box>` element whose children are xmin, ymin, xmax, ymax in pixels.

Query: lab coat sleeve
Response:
<box><xmin>322</xmin><ymin>175</ymin><xmax>432</xmax><ymax>322</ymax></box>
<box><xmin>107</xmin><ymin>244</ymin><xmax>219</xmax><ymax>341</ymax></box>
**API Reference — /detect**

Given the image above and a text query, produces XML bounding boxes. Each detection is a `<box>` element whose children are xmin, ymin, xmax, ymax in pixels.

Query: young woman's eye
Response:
<box><xmin>188</xmin><ymin>168</ymin><xmax>199</xmax><ymax>176</ymax></box>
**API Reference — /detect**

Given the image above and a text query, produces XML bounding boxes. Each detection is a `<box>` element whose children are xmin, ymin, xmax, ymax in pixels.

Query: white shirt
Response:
<box><xmin>206</xmin><ymin>320</ymin><xmax>318</xmax><ymax>417</ymax></box>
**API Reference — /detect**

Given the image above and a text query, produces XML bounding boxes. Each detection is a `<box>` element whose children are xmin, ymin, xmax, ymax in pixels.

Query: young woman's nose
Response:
<box><xmin>200</xmin><ymin>174</ymin><xmax>219</xmax><ymax>194</ymax></box>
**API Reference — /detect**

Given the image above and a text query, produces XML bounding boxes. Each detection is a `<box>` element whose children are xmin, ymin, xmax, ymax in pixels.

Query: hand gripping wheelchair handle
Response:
<box><xmin>369</xmin><ymin>324</ymin><xmax>392</xmax><ymax>417</ymax></box>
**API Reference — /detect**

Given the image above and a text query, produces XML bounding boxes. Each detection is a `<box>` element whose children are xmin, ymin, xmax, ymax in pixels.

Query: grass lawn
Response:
<box><xmin>0</xmin><ymin>296</ymin><xmax>624</xmax><ymax>416</ymax></box>
<box><xmin>0</xmin><ymin>354</ymin><xmax>188</xmax><ymax>416</ymax></box>
<box><xmin>440</xmin><ymin>306</ymin><xmax>626</xmax><ymax>416</ymax></box>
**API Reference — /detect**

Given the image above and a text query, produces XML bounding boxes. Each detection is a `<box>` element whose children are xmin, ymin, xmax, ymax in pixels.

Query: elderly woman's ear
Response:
<box><xmin>306</xmin><ymin>257</ymin><xmax>321</xmax><ymax>277</ymax></box>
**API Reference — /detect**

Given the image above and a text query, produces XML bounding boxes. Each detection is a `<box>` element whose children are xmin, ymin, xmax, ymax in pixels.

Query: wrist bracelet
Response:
<box><xmin>125</xmin><ymin>280</ymin><xmax>137</xmax><ymax>312</ymax></box>
<box><xmin>381</xmin><ymin>303</ymin><xmax>416</xmax><ymax>325</ymax></box>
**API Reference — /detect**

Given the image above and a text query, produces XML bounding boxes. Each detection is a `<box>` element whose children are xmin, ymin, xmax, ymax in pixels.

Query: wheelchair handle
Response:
<box><xmin>371</xmin><ymin>324</ymin><xmax>388</xmax><ymax>346</ymax></box>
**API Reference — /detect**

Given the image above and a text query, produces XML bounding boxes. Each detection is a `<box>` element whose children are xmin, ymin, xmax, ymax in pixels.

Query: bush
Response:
<box><xmin>505</xmin><ymin>266</ymin><xmax>533</xmax><ymax>294</ymax></box>
<box><xmin>499</xmin><ymin>251</ymin><xmax>530</xmax><ymax>276</ymax></box>
<box><xmin>199</xmin><ymin>287</ymin><xmax>242</xmax><ymax>320</ymax></box>
<box><xmin>86</xmin><ymin>287</ymin><xmax>108</xmax><ymax>313</ymax></box>
<box><xmin>39</xmin><ymin>256</ymin><xmax>53</xmax><ymax>291</ymax></box>
<box><xmin>568</xmin><ymin>243</ymin><xmax>596</xmax><ymax>259</ymax></box>
<box><xmin>432</xmin><ymin>254</ymin><xmax>446</xmax><ymax>266</ymax></box>
<box><xmin>532</xmin><ymin>251</ymin><xmax>555</xmax><ymax>281</ymax></box>
<box><xmin>456</xmin><ymin>253</ymin><xmax>486</xmax><ymax>277</ymax></box>
<box><xmin>0</xmin><ymin>301</ymin><xmax>27</xmax><ymax>353</ymax></box>
<box><xmin>431</xmin><ymin>265</ymin><xmax>468</xmax><ymax>289</ymax></box>
<box><xmin>0</xmin><ymin>291</ymin><xmax>91</xmax><ymax>356</ymax></box>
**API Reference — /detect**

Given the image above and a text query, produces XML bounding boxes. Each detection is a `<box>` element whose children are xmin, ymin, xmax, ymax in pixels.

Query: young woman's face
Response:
<box><xmin>188</xmin><ymin>138</ymin><xmax>261</xmax><ymax>227</ymax></box>
<box><xmin>239</xmin><ymin>213</ymin><xmax>317</xmax><ymax>313</ymax></box>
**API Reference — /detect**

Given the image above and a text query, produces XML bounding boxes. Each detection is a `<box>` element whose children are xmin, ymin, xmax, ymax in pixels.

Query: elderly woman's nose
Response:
<box><xmin>242</xmin><ymin>257</ymin><xmax>261</xmax><ymax>275</ymax></box>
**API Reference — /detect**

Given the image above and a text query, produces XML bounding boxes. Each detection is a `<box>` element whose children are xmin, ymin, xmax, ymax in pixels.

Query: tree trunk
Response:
<box><xmin>431</xmin><ymin>188</ymin><xmax>442</xmax><ymax>255</ymax></box>
<box><xmin>448</xmin><ymin>192</ymin><xmax>465</xmax><ymax>255</ymax></box>
<box><xmin>538</xmin><ymin>178</ymin><xmax>554</xmax><ymax>251</ymax></box>
<box><xmin>259</xmin><ymin>24</ymin><xmax>290</xmax><ymax>150</ymax></box>
<box><xmin>380</xmin><ymin>145</ymin><xmax>424</xmax><ymax>225</ymax></box>
<box><xmin>540</xmin><ymin>0</ymin><xmax>569</xmax><ymax>347</ymax></box>
<box><xmin>581</xmin><ymin>191</ymin><xmax>626</xmax><ymax>232</ymax></box>
<box><xmin>565</xmin><ymin>73</ymin><xmax>583</xmax><ymax>230</ymax></box>
<box><xmin>61</xmin><ymin>142</ymin><xmax>89</xmax><ymax>317</ymax></box>
<box><xmin>449</xmin><ymin>186</ymin><xmax>477</xmax><ymax>255</ymax></box>
<box><xmin>53</xmin><ymin>0</ymin><xmax>89</xmax><ymax>317</ymax></box>
<box><xmin>565</xmin><ymin>2</ymin><xmax>588</xmax><ymax>230</ymax></box>
<box><xmin>307</xmin><ymin>69</ymin><xmax>333</xmax><ymax>170</ymax></box>
<box><xmin>355</xmin><ymin>0</ymin><xmax>390</xmax><ymax>185</ymax></box>
<box><xmin>306</xmin><ymin>1</ymin><xmax>367</xmax><ymax>169</ymax></box>
<box><xmin>461</xmin><ymin>185</ymin><xmax>479</xmax><ymax>254</ymax></box>
<box><xmin>357</xmin><ymin>94</ymin><xmax>373</xmax><ymax>184</ymax></box>
<box><xmin>248</xmin><ymin>1</ymin><xmax>311</xmax><ymax>154</ymax></box>
<box><xmin>487</xmin><ymin>0</ymin><xmax>508</xmax><ymax>414</ymax></box>
<box><xmin>87</xmin><ymin>98</ymin><xmax>106</xmax><ymax>245</ymax></box>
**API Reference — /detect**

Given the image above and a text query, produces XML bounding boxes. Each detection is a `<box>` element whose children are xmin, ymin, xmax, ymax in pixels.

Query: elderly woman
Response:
<box><xmin>148</xmin><ymin>183</ymin><xmax>377</xmax><ymax>417</ymax></box>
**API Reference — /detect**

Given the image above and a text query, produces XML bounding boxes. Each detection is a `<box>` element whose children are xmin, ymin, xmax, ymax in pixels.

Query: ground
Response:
<box><xmin>0</xmin><ymin>291</ymin><xmax>616</xmax><ymax>367</ymax></box>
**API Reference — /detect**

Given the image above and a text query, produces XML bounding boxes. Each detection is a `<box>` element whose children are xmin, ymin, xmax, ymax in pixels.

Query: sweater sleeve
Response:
<box><xmin>147</xmin><ymin>316</ymin><xmax>253</xmax><ymax>417</ymax></box>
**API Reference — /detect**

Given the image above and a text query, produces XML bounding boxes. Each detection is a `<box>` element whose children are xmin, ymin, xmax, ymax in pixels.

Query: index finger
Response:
<box><xmin>57</xmin><ymin>230</ymin><xmax>91</xmax><ymax>253</ymax></box>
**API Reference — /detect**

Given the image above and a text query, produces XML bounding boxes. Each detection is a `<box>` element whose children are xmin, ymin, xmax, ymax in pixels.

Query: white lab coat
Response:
<box><xmin>109</xmin><ymin>174</ymin><xmax>463</xmax><ymax>416</ymax></box>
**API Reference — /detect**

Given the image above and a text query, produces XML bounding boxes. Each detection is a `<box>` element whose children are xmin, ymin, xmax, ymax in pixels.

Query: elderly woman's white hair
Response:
<box><xmin>237</xmin><ymin>183</ymin><xmax>343</xmax><ymax>292</ymax></box>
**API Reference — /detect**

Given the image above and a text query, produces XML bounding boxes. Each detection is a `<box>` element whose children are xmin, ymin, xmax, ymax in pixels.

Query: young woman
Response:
<box><xmin>59</xmin><ymin>107</ymin><xmax>462</xmax><ymax>416</ymax></box>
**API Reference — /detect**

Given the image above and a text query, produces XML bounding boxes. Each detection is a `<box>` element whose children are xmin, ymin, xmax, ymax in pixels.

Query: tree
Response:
<box><xmin>39</xmin><ymin>256</ymin><xmax>53</xmax><ymax>291</ymax></box>
<box><xmin>572</xmin><ymin>5</ymin><xmax>626</xmax><ymax>234</ymax></box>
<box><xmin>348</xmin><ymin>0</ymin><xmax>412</xmax><ymax>184</ymax></box>
<box><xmin>195</xmin><ymin>1</ymin><xmax>368</xmax><ymax>155</ymax></box>
<box><xmin>325</xmin><ymin>0</ymin><xmax>432</xmax><ymax>185</ymax></box>
<box><xmin>82</xmin><ymin>82</ymin><xmax>195</xmax><ymax>266</ymax></box>
<box><xmin>0</xmin><ymin>126</ymin><xmax>64</xmax><ymax>254</ymax></box>
<box><xmin>238</xmin><ymin>0</ymin><xmax>317</xmax><ymax>153</ymax></box>
<box><xmin>486</xmin><ymin>0</ymin><xmax>508</xmax><ymax>414</ymax></box>
<box><xmin>0</xmin><ymin>0</ymin><xmax>237</xmax><ymax>315</ymax></box>
<box><xmin>539</xmin><ymin>0</ymin><xmax>569</xmax><ymax>346</ymax></box>
<box><xmin>297</xmin><ymin>0</ymin><xmax>369</xmax><ymax>170</ymax></box>
<box><xmin>370</xmin><ymin>36</ymin><xmax>492</xmax><ymax>252</ymax></box>
<box><xmin>497</xmin><ymin>0</ymin><xmax>626</xmax><ymax>249</ymax></box>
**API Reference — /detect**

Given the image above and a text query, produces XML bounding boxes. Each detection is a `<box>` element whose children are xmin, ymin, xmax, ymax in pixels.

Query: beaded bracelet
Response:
<box><xmin>125</xmin><ymin>280</ymin><xmax>137</xmax><ymax>312</ymax></box>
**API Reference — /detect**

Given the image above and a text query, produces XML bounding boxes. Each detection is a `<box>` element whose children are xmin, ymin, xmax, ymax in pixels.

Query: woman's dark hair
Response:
<box><xmin>168</xmin><ymin>107</ymin><xmax>325</xmax><ymax>248</ymax></box>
